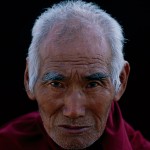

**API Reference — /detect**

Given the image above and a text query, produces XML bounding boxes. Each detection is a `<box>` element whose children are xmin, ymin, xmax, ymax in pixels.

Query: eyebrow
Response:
<box><xmin>85</xmin><ymin>72</ymin><xmax>110</xmax><ymax>81</ymax></box>
<box><xmin>42</xmin><ymin>72</ymin><xmax>110</xmax><ymax>82</ymax></box>
<box><xmin>42</xmin><ymin>72</ymin><xmax>65</xmax><ymax>82</ymax></box>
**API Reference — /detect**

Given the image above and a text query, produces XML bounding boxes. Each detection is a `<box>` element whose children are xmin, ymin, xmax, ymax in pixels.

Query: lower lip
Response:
<box><xmin>58</xmin><ymin>126</ymin><xmax>90</xmax><ymax>134</ymax></box>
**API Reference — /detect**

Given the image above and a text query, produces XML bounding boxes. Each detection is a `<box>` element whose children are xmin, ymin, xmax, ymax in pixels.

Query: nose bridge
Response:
<box><xmin>63</xmin><ymin>89</ymin><xmax>85</xmax><ymax>118</ymax></box>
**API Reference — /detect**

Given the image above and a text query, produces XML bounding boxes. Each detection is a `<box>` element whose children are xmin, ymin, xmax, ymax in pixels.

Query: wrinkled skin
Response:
<box><xmin>24</xmin><ymin>25</ymin><xmax>130</xmax><ymax>149</ymax></box>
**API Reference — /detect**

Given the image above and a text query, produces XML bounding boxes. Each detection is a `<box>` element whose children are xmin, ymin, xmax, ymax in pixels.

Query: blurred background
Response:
<box><xmin>0</xmin><ymin>0</ymin><xmax>150</xmax><ymax>140</ymax></box>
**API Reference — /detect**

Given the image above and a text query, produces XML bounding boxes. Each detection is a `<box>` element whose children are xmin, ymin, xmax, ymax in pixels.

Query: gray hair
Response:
<box><xmin>27</xmin><ymin>0</ymin><xmax>125</xmax><ymax>93</ymax></box>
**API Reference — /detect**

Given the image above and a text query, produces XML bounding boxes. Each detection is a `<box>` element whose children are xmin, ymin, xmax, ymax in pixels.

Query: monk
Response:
<box><xmin>0</xmin><ymin>0</ymin><xmax>150</xmax><ymax>149</ymax></box>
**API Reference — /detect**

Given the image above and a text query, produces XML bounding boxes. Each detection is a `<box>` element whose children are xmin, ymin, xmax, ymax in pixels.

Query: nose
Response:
<box><xmin>63</xmin><ymin>90</ymin><xmax>85</xmax><ymax>118</ymax></box>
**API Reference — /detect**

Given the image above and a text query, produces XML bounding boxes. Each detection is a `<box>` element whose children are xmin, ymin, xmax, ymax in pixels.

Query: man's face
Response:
<box><xmin>33</xmin><ymin>28</ymin><xmax>116</xmax><ymax>149</ymax></box>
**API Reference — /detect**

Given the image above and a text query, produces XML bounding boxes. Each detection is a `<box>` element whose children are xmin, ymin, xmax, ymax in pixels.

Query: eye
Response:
<box><xmin>86</xmin><ymin>82</ymin><xmax>100</xmax><ymax>88</ymax></box>
<box><xmin>50</xmin><ymin>81</ymin><xmax>64</xmax><ymax>88</ymax></box>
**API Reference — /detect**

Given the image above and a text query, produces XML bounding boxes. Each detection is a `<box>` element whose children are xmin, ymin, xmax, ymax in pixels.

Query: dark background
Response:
<box><xmin>0</xmin><ymin>0</ymin><xmax>150</xmax><ymax>141</ymax></box>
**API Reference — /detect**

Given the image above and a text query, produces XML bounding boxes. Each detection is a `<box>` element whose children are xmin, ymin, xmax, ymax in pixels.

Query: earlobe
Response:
<box><xmin>24</xmin><ymin>60</ymin><xmax>36</xmax><ymax>100</ymax></box>
<box><xmin>114</xmin><ymin>61</ymin><xmax>130</xmax><ymax>101</ymax></box>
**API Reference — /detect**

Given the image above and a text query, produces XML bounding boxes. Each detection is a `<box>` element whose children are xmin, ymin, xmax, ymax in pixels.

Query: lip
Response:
<box><xmin>58</xmin><ymin>125</ymin><xmax>91</xmax><ymax>134</ymax></box>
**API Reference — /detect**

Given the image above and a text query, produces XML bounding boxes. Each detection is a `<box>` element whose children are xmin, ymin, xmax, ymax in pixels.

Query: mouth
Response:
<box><xmin>58</xmin><ymin>125</ymin><xmax>91</xmax><ymax>134</ymax></box>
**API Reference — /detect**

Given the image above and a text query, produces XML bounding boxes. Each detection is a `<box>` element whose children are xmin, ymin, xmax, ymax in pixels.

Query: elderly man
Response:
<box><xmin>0</xmin><ymin>0</ymin><xmax>150</xmax><ymax>150</ymax></box>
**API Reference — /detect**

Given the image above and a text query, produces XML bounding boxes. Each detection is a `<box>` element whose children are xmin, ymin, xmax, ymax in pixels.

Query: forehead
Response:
<box><xmin>39</xmin><ymin>23</ymin><xmax>111</xmax><ymax>75</ymax></box>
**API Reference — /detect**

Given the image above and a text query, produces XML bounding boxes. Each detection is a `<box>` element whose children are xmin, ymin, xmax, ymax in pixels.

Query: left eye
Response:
<box><xmin>86</xmin><ymin>82</ymin><xmax>99</xmax><ymax>88</ymax></box>
<box><xmin>50</xmin><ymin>81</ymin><xmax>64</xmax><ymax>88</ymax></box>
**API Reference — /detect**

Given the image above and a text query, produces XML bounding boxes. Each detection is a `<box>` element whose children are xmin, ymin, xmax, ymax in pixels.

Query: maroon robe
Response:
<box><xmin>0</xmin><ymin>101</ymin><xmax>150</xmax><ymax>150</ymax></box>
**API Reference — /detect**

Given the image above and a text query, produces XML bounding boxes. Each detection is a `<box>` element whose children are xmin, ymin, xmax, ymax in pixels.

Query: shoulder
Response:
<box><xmin>0</xmin><ymin>111</ymin><xmax>42</xmax><ymax>149</ymax></box>
<box><xmin>0</xmin><ymin>111</ymin><xmax>40</xmax><ymax>134</ymax></box>
<box><xmin>124</xmin><ymin>120</ymin><xmax>150</xmax><ymax>150</ymax></box>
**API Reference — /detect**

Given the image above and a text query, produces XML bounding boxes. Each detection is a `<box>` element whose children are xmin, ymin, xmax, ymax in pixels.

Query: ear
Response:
<box><xmin>114</xmin><ymin>61</ymin><xmax>130</xmax><ymax>101</ymax></box>
<box><xmin>24</xmin><ymin>59</ymin><xmax>36</xmax><ymax>100</ymax></box>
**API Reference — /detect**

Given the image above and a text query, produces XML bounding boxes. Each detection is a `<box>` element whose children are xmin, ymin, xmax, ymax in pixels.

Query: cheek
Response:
<box><xmin>88</xmin><ymin>90</ymin><xmax>113</xmax><ymax>110</ymax></box>
<box><xmin>87</xmin><ymin>91</ymin><xmax>113</xmax><ymax>126</ymax></box>
<box><xmin>38</xmin><ymin>99</ymin><xmax>62</xmax><ymax>135</ymax></box>
<box><xmin>91</xmin><ymin>101</ymin><xmax>112</xmax><ymax>136</ymax></box>
<box><xmin>34</xmin><ymin>88</ymin><xmax>64</xmax><ymax>126</ymax></box>
<box><xmin>35</xmin><ymin>87</ymin><xmax>64</xmax><ymax>111</ymax></box>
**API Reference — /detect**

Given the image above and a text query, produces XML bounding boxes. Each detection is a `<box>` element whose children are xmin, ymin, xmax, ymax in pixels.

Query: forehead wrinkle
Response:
<box><xmin>41</xmin><ymin>55</ymin><xmax>110</xmax><ymax>78</ymax></box>
<box><xmin>39</xmin><ymin>26</ymin><xmax>111</xmax><ymax>67</ymax></box>
<box><xmin>43</xmin><ymin>54</ymin><xmax>106</xmax><ymax>65</ymax></box>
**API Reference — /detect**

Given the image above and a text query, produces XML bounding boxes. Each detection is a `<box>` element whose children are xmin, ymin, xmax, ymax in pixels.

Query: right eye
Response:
<box><xmin>50</xmin><ymin>81</ymin><xmax>64</xmax><ymax>88</ymax></box>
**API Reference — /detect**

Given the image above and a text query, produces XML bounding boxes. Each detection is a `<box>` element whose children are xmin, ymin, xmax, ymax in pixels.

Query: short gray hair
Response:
<box><xmin>27</xmin><ymin>0</ymin><xmax>125</xmax><ymax>93</ymax></box>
